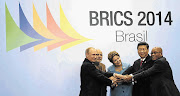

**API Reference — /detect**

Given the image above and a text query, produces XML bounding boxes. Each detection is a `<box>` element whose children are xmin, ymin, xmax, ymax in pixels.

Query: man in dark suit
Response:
<box><xmin>95</xmin><ymin>49</ymin><xmax>107</xmax><ymax>96</ymax></box>
<box><xmin>126</xmin><ymin>47</ymin><xmax>180</xmax><ymax>96</ymax></box>
<box><xmin>122</xmin><ymin>42</ymin><xmax>154</xmax><ymax>96</ymax></box>
<box><xmin>79</xmin><ymin>47</ymin><xmax>118</xmax><ymax>96</ymax></box>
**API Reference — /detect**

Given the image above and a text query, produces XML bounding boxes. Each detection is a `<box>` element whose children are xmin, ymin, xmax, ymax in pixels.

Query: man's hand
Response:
<box><xmin>114</xmin><ymin>73</ymin><xmax>123</xmax><ymax>79</ymax></box>
<box><xmin>113</xmin><ymin>73</ymin><xmax>127</xmax><ymax>83</ymax></box>
<box><xmin>114</xmin><ymin>73</ymin><xmax>133</xmax><ymax>82</ymax></box>
<box><xmin>109</xmin><ymin>76</ymin><xmax>117</xmax><ymax>82</ymax></box>
<box><xmin>109</xmin><ymin>76</ymin><xmax>118</xmax><ymax>88</ymax></box>
<box><xmin>123</xmin><ymin>75</ymin><xmax>133</xmax><ymax>82</ymax></box>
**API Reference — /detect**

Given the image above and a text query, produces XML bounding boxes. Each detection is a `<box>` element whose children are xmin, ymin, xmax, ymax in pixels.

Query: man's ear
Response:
<box><xmin>86</xmin><ymin>53</ymin><xmax>89</xmax><ymax>58</ymax></box>
<box><xmin>160</xmin><ymin>53</ymin><xmax>163</xmax><ymax>57</ymax></box>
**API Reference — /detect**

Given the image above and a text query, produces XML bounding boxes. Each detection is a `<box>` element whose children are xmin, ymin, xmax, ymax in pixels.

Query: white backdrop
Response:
<box><xmin>0</xmin><ymin>0</ymin><xmax>180</xmax><ymax>96</ymax></box>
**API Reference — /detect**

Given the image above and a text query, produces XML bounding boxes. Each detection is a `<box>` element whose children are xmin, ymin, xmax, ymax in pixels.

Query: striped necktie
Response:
<box><xmin>140</xmin><ymin>60</ymin><xmax>143</xmax><ymax>66</ymax></box>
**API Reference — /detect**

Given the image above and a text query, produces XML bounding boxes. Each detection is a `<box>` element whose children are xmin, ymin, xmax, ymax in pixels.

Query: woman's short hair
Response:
<box><xmin>108</xmin><ymin>51</ymin><xmax>119</xmax><ymax>63</ymax></box>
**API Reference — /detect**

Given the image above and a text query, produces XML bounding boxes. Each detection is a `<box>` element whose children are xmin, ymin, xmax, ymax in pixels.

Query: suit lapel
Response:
<box><xmin>137</xmin><ymin>59</ymin><xmax>141</xmax><ymax>70</ymax></box>
<box><xmin>141</xmin><ymin>55</ymin><xmax>151</xmax><ymax>67</ymax></box>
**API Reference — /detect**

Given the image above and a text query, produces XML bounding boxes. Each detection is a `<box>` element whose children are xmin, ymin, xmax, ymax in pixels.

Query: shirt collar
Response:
<box><xmin>141</xmin><ymin>58</ymin><xmax>145</xmax><ymax>61</ymax></box>
<box><xmin>141</xmin><ymin>56</ymin><xmax>148</xmax><ymax>61</ymax></box>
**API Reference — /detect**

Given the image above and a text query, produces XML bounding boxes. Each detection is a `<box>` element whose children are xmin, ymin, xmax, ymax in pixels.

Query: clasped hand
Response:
<box><xmin>109</xmin><ymin>74</ymin><xmax>133</xmax><ymax>87</ymax></box>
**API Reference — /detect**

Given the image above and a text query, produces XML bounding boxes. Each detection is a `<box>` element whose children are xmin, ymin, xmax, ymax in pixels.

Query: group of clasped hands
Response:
<box><xmin>109</xmin><ymin>74</ymin><xmax>133</xmax><ymax>87</ymax></box>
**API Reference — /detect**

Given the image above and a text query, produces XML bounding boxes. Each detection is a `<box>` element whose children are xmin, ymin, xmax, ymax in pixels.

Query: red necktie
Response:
<box><xmin>140</xmin><ymin>60</ymin><xmax>143</xmax><ymax>66</ymax></box>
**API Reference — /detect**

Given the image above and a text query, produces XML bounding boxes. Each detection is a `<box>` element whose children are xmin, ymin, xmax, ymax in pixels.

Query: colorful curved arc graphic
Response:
<box><xmin>6</xmin><ymin>3</ymin><xmax>91</xmax><ymax>52</ymax></box>
<box><xmin>6</xmin><ymin>3</ymin><xmax>38</xmax><ymax>52</ymax></box>
<box><xmin>46</xmin><ymin>3</ymin><xmax>78</xmax><ymax>51</ymax></box>
<box><xmin>60</xmin><ymin>4</ymin><xmax>92</xmax><ymax>51</ymax></box>
<box><xmin>19</xmin><ymin>4</ymin><xmax>50</xmax><ymax>51</ymax></box>
<box><xmin>33</xmin><ymin>4</ymin><xmax>65</xmax><ymax>51</ymax></box>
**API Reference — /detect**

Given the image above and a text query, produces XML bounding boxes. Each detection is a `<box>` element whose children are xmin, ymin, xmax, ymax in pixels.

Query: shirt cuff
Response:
<box><xmin>130</xmin><ymin>74</ymin><xmax>134</xmax><ymax>82</ymax></box>
<box><xmin>113</xmin><ymin>73</ymin><xmax>116</xmax><ymax>77</ymax></box>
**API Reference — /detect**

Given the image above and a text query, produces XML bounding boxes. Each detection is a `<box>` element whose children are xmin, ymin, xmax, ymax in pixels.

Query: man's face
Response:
<box><xmin>96</xmin><ymin>50</ymin><xmax>102</xmax><ymax>63</ymax></box>
<box><xmin>151</xmin><ymin>48</ymin><xmax>162</xmax><ymax>60</ymax></box>
<box><xmin>86</xmin><ymin>48</ymin><xmax>97</xmax><ymax>62</ymax></box>
<box><xmin>138</xmin><ymin>45</ymin><xmax>149</xmax><ymax>59</ymax></box>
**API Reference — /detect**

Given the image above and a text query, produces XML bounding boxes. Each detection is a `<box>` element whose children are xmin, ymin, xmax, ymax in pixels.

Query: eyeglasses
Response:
<box><xmin>151</xmin><ymin>52</ymin><xmax>161</xmax><ymax>54</ymax></box>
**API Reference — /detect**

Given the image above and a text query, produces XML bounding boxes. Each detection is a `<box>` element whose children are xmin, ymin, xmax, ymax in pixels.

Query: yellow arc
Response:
<box><xmin>60</xmin><ymin>4</ymin><xmax>91</xmax><ymax>51</ymax></box>
<box><xmin>33</xmin><ymin>4</ymin><xmax>64</xmax><ymax>51</ymax></box>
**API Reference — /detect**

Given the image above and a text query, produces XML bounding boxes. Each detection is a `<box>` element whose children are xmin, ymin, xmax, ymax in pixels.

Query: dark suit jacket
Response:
<box><xmin>79</xmin><ymin>58</ymin><xmax>113</xmax><ymax>96</ymax></box>
<box><xmin>95</xmin><ymin>63</ymin><xmax>107</xmax><ymax>96</ymax></box>
<box><xmin>122</xmin><ymin>55</ymin><xmax>154</xmax><ymax>96</ymax></box>
<box><xmin>134</xmin><ymin>57</ymin><xmax>180</xmax><ymax>96</ymax></box>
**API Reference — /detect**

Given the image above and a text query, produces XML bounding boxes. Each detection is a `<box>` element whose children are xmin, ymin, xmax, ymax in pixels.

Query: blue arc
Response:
<box><xmin>19</xmin><ymin>3</ymin><xmax>50</xmax><ymax>51</ymax></box>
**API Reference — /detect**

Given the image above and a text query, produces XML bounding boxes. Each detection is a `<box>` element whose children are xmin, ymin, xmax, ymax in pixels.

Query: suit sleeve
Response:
<box><xmin>101</xmin><ymin>71</ymin><xmax>113</xmax><ymax>77</ymax></box>
<box><xmin>122</xmin><ymin>62</ymin><xmax>136</xmax><ymax>75</ymax></box>
<box><xmin>83</xmin><ymin>63</ymin><xmax>113</xmax><ymax>85</ymax></box>
<box><xmin>132</xmin><ymin>66</ymin><xmax>148</xmax><ymax>75</ymax></box>
<box><xmin>132</xmin><ymin>61</ymin><xmax>153</xmax><ymax>75</ymax></box>
<box><xmin>134</xmin><ymin>60</ymin><xmax>164</xmax><ymax>80</ymax></box>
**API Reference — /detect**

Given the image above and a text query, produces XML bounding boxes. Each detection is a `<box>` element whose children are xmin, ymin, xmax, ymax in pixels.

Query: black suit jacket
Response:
<box><xmin>122</xmin><ymin>55</ymin><xmax>154</xmax><ymax>96</ymax></box>
<box><xmin>134</xmin><ymin>57</ymin><xmax>180</xmax><ymax>96</ymax></box>
<box><xmin>79</xmin><ymin>58</ymin><xmax>113</xmax><ymax>96</ymax></box>
<box><xmin>95</xmin><ymin>63</ymin><xmax>107</xmax><ymax>96</ymax></box>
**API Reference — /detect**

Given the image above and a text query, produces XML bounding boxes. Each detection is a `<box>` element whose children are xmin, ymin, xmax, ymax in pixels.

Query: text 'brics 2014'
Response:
<box><xmin>89</xmin><ymin>11</ymin><xmax>173</xmax><ymax>26</ymax></box>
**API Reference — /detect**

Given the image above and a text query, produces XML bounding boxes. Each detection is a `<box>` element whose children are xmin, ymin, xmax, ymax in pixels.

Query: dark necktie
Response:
<box><xmin>140</xmin><ymin>60</ymin><xmax>143</xmax><ymax>67</ymax></box>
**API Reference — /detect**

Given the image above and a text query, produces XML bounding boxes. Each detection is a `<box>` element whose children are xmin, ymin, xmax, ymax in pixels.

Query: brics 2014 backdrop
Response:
<box><xmin>0</xmin><ymin>0</ymin><xmax>180</xmax><ymax>96</ymax></box>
